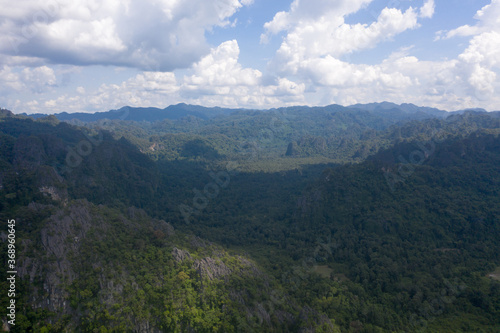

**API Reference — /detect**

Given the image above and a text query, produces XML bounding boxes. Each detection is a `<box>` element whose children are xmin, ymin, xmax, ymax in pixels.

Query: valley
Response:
<box><xmin>1</xmin><ymin>103</ymin><xmax>499</xmax><ymax>332</ymax></box>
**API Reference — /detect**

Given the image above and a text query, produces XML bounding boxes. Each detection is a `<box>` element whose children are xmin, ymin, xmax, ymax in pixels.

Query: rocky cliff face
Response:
<box><xmin>169</xmin><ymin>243</ymin><xmax>337</xmax><ymax>332</ymax></box>
<box><xmin>172</xmin><ymin>247</ymin><xmax>259</xmax><ymax>282</ymax></box>
<box><xmin>13</xmin><ymin>200</ymin><xmax>329</xmax><ymax>332</ymax></box>
<box><xmin>18</xmin><ymin>201</ymin><xmax>95</xmax><ymax>312</ymax></box>
<box><xmin>15</xmin><ymin>200</ymin><xmax>177</xmax><ymax>331</ymax></box>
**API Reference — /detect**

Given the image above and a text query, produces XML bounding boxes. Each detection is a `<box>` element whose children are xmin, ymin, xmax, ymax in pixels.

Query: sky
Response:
<box><xmin>1</xmin><ymin>0</ymin><xmax>499</xmax><ymax>114</ymax></box>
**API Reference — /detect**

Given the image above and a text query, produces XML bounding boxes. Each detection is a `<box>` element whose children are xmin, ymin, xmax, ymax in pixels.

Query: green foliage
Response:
<box><xmin>1</xmin><ymin>108</ymin><xmax>500</xmax><ymax>332</ymax></box>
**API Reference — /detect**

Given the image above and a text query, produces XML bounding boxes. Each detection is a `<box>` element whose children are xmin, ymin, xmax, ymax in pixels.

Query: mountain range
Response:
<box><xmin>22</xmin><ymin>102</ymin><xmax>492</xmax><ymax>124</ymax></box>
<box><xmin>1</xmin><ymin>103</ymin><xmax>499</xmax><ymax>332</ymax></box>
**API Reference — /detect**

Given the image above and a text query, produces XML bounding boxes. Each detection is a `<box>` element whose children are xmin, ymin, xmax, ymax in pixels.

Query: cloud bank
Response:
<box><xmin>0</xmin><ymin>0</ymin><xmax>253</xmax><ymax>70</ymax></box>
<box><xmin>1</xmin><ymin>0</ymin><xmax>499</xmax><ymax>114</ymax></box>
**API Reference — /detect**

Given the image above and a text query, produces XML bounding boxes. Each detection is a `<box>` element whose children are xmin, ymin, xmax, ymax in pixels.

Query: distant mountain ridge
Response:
<box><xmin>22</xmin><ymin>102</ymin><xmax>492</xmax><ymax>123</ymax></box>
<box><xmin>25</xmin><ymin>103</ymin><xmax>242</xmax><ymax>122</ymax></box>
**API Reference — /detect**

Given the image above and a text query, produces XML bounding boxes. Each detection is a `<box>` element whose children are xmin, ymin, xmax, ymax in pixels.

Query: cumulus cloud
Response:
<box><xmin>86</xmin><ymin>71</ymin><xmax>179</xmax><ymax>111</ymax></box>
<box><xmin>181</xmin><ymin>40</ymin><xmax>304</xmax><ymax>107</ymax></box>
<box><xmin>264</xmin><ymin>0</ymin><xmax>429</xmax><ymax>76</ymax></box>
<box><xmin>256</xmin><ymin>0</ymin><xmax>500</xmax><ymax>110</ymax></box>
<box><xmin>261</xmin><ymin>0</ymin><xmax>372</xmax><ymax>42</ymax></box>
<box><xmin>22</xmin><ymin>66</ymin><xmax>57</xmax><ymax>92</ymax></box>
<box><xmin>0</xmin><ymin>65</ymin><xmax>56</xmax><ymax>94</ymax></box>
<box><xmin>442</xmin><ymin>0</ymin><xmax>500</xmax><ymax>39</ymax></box>
<box><xmin>301</xmin><ymin>55</ymin><xmax>414</xmax><ymax>89</ymax></box>
<box><xmin>183</xmin><ymin>40</ymin><xmax>262</xmax><ymax>91</ymax></box>
<box><xmin>440</xmin><ymin>1</ymin><xmax>500</xmax><ymax>100</ymax></box>
<box><xmin>420</xmin><ymin>0</ymin><xmax>435</xmax><ymax>19</ymax></box>
<box><xmin>457</xmin><ymin>31</ymin><xmax>500</xmax><ymax>99</ymax></box>
<box><xmin>0</xmin><ymin>0</ymin><xmax>252</xmax><ymax>70</ymax></box>
<box><xmin>0</xmin><ymin>66</ymin><xmax>24</xmax><ymax>94</ymax></box>
<box><xmin>4</xmin><ymin>40</ymin><xmax>305</xmax><ymax>113</ymax></box>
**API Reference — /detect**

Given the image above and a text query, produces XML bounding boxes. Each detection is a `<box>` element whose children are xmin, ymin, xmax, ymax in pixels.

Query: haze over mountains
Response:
<box><xmin>22</xmin><ymin>102</ymin><xmax>491</xmax><ymax>123</ymax></box>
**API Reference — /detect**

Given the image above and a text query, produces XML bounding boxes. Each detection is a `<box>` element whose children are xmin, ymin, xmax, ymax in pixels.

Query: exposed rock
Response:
<box><xmin>17</xmin><ymin>242</ymin><xmax>39</xmax><ymax>283</ymax></box>
<box><xmin>193</xmin><ymin>257</ymin><xmax>231</xmax><ymax>280</ymax></box>
<box><xmin>2</xmin><ymin>319</ymin><xmax>10</xmax><ymax>332</ymax></box>
<box><xmin>18</xmin><ymin>200</ymin><xmax>95</xmax><ymax>312</ymax></box>
<box><xmin>40</xmin><ymin>201</ymin><xmax>94</xmax><ymax>259</ymax></box>
<box><xmin>39</xmin><ymin>186</ymin><xmax>63</xmax><ymax>201</ymax></box>
<box><xmin>172</xmin><ymin>247</ymin><xmax>192</xmax><ymax>262</ymax></box>
<box><xmin>7</xmin><ymin>198</ymin><xmax>308</xmax><ymax>332</ymax></box>
<box><xmin>148</xmin><ymin>142</ymin><xmax>162</xmax><ymax>152</ymax></box>
<box><xmin>36</xmin><ymin>166</ymin><xmax>68</xmax><ymax>203</ymax></box>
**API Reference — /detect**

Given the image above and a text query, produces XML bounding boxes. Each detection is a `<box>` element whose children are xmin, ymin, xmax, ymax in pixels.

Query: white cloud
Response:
<box><xmin>265</xmin><ymin>0</ymin><xmax>427</xmax><ymax>76</ymax></box>
<box><xmin>180</xmin><ymin>40</ymin><xmax>304</xmax><ymax>107</ymax></box>
<box><xmin>442</xmin><ymin>1</ymin><xmax>500</xmax><ymax>100</ymax></box>
<box><xmin>440</xmin><ymin>25</ymin><xmax>479</xmax><ymax>39</ymax></box>
<box><xmin>45</xmin><ymin>18</ymin><xmax>125</xmax><ymax>52</ymax></box>
<box><xmin>87</xmin><ymin>71</ymin><xmax>179</xmax><ymax>111</ymax></box>
<box><xmin>311</xmin><ymin>37</ymin><xmax>500</xmax><ymax>111</ymax></box>
<box><xmin>0</xmin><ymin>65</ymin><xmax>56</xmax><ymax>94</ymax></box>
<box><xmin>0</xmin><ymin>0</ymin><xmax>252</xmax><ymax>70</ymax></box>
<box><xmin>258</xmin><ymin>0</ymin><xmax>500</xmax><ymax>110</ymax></box>
<box><xmin>183</xmin><ymin>40</ymin><xmax>262</xmax><ymax>89</ymax></box>
<box><xmin>459</xmin><ymin>31</ymin><xmax>500</xmax><ymax>67</ymax></box>
<box><xmin>301</xmin><ymin>55</ymin><xmax>414</xmax><ymax>89</ymax></box>
<box><xmin>127</xmin><ymin>72</ymin><xmax>178</xmax><ymax>94</ymax></box>
<box><xmin>22</xmin><ymin>66</ymin><xmax>57</xmax><ymax>93</ymax></box>
<box><xmin>4</xmin><ymin>40</ymin><xmax>305</xmax><ymax>113</ymax></box>
<box><xmin>0</xmin><ymin>66</ymin><xmax>24</xmax><ymax>93</ymax></box>
<box><xmin>457</xmin><ymin>31</ymin><xmax>500</xmax><ymax>99</ymax></box>
<box><xmin>420</xmin><ymin>0</ymin><xmax>435</xmax><ymax>18</ymax></box>
<box><xmin>442</xmin><ymin>0</ymin><xmax>500</xmax><ymax>39</ymax></box>
<box><xmin>261</xmin><ymin>0</ymin><xmax>372</xmax><ymax>43</ymax></box>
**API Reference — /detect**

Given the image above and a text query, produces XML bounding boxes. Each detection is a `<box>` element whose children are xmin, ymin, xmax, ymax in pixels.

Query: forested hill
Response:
<box><xmin>22</xmin><ymin>102</ymin><xmax>476</xmax><ymax>124</ymax></box>
<box><xmin>1</xmin><ymin>107</ymin><xmax>499</xmax><ymax>332</ymax></box>
<box><xmin>23</xmin><ymin>104</ymin><xmax>242</xmax><ymax>122</ymax></box>
<box><xmin>0</xmin><ymin>113</ymin><xmax>338</xmax><ymax>332</ymax></box>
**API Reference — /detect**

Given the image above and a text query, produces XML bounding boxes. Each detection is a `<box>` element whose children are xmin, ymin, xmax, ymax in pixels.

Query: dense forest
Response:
<box><xmin>1</xmin><ymin>103</ymin><xmax>499</xmax><ymax>332</ymax></box>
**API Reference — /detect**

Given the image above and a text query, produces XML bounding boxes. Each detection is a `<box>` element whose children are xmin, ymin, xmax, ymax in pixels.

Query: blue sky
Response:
<box><xmin>1</xmin><ymin>0</ymin><xmax>499</xmax><ymax>114</ymax></box>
